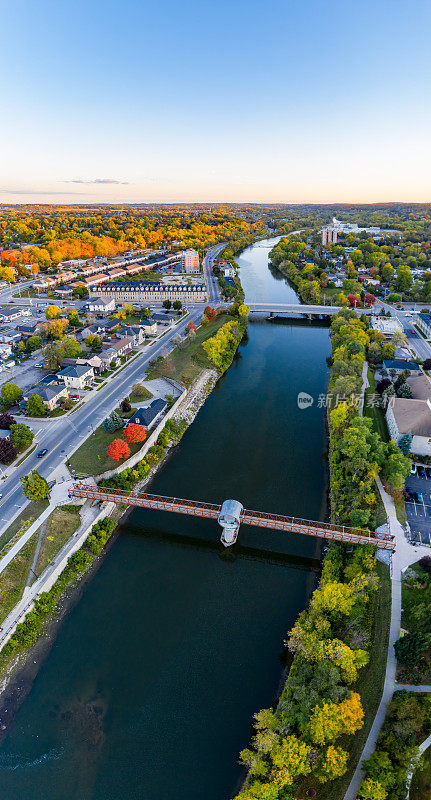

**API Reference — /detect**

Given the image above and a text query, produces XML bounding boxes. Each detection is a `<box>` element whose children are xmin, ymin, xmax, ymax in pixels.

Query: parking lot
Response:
<box><xmin>405</xmin><ymin>466</ymin><xmax>431</xmax><ymax>545</ymax></box>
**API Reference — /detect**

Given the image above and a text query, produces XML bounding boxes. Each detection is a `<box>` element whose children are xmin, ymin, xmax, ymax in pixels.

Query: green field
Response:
<box><xmin>146</xmin><ymin>313</ymin><xmax>231</xmax><ymax>385</ymax></box>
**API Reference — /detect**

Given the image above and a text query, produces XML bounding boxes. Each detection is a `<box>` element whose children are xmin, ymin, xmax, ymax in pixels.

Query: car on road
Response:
<box><xmin>411</xmin><ymin>463</ymin><xmax>417</xmax><ymax>475</ymax></box>
<box><xmin>37</xmin><ymin>448</ymin><xmax>48</xmax><ymax>458</ymax></box>
<box><xmin>416</xmin><ymin>492</ymin><xmax>424</xmax><ymax>503</ymax></box>
<box><xmin>426</xmin><ymin>467</ymin><xmax>431</xmax><ymax>480</ymax></box>
<box><xmin>417</xmin><ymin>465</ymin><xmax>426</xmax><ymax>478</ymax></box>
<box><xmin>34</xmin><ymin>362</ymin><xmax>43</xmax><ymax>368</ymax></box>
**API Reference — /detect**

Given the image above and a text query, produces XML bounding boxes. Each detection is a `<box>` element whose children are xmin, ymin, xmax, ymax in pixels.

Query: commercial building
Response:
<box><xmin>386</xmin><ymin>398</ymin><xmax>431</xmax><ymax>456</ymax></box>
<box><xmin>321</xmin><ymin>227</ymin><xmax>338</xmax><ymax>246</ymax></box>
<box><xmin>181</xmin><ymin>249</ymin><xmax>200</xmax><ymax>273</ymax></box>
<box><xmin>87</xmin><ymin>296</ymin><xmax>116</xmax><ymax>314</ymax></box>
<box><xmin>371</xmin><ymin>317</ymin><xmax>404</xmax><ymax>337</ymax></box>
<box><xmin>417</xmin><ymin>313</ymin><xmax>431</xmax><ymax>339</ymax></box>
<box><xmin>91</xmin><ymin>282</ymin><xmax>207</xmax><ymax>304</ymax></box>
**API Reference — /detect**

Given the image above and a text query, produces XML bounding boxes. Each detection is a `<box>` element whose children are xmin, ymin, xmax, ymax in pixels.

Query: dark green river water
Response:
<box><xmin>0</xmin><ymin>238</ymin><xmax>331</xmax><ymax>800</ymax></box>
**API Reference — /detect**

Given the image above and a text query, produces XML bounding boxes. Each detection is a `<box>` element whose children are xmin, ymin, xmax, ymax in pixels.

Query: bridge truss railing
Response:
<box><xmin>69</xmin><ymin>483</ymin><xmax>395</xmax><ymax>550</ymax></box>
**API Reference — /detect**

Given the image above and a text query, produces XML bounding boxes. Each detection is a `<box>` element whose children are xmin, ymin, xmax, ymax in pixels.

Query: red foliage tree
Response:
<box><xmin>364</xmin><ymin>293</ymin><xmax>376</xmax><ymax>305</ymax></box>
<box><xmin>0</xmin><ymin>439</ymin><xmax>17</xmax><ymax>464</ymax></box>
<box><xmin>203</xmin><ymin>306</ymin><xmax>216</xmax><ymax>321</ymax></box>
<box><xmin>107</xmin><ymin>438</ymin><xmax>131</xmax><ymax>461</ymax></box>
<box><xmin>347</xmin><ymin>294</ymin><xmax>361</xmax><ymax>308</ymax></box>
<box><xmin>186</xmin><ymin>321</ymin><xmax>197</xmax><ymax>333</ymax></box>
<box><xmin>123</xmin><ymin>423</ymin><xmax>147</xmax><ymax>444</ymax></box>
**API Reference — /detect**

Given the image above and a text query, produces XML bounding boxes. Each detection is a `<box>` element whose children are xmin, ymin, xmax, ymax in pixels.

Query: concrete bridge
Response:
<box><xmin>69</xmin><ymin>484</ymin><xmax>395</xmax><ymax>550</ymax></box>
<box><xmin>247</xmin><ymin>303</ymin><xmax>372</xmax><ymax>316</ymax></box>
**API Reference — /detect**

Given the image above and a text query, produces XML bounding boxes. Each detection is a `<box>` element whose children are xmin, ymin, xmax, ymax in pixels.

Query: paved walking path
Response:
<box><xmin>406</xmin><ymin>731</ymin><xmax>431</xmax><ymax>798</ymax></box>
<box><xmin>345</xmin><ymin>477</ymin><xmax>431</xmax><ymax>799</ymax></box>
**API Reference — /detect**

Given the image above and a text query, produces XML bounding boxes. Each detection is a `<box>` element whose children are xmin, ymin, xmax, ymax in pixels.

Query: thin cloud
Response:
<box><xmin>64</xmin><ymin>178</ymin><xmax>130</xmax><ymax>185</ymax></box>
<box><xmin>0</xmin><ymin>189</ymin><xmax>87</xmax><ymax>195</ymax></box>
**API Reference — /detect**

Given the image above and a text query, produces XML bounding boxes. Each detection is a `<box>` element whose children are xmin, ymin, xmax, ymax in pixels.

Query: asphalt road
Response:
<box><xmin>203</xmin><ymin>243</ymin><xmax>225</xmax><ymax>304</ymax></box>
<box><xmin>374</xmin><ymin>300</ymin><xmax>431</xmax><ymax>360</ymax></box>
<box><xmin>0</xmin><ymin>304</ymin><xmax>205</xmax><ymax>535</ymax></box>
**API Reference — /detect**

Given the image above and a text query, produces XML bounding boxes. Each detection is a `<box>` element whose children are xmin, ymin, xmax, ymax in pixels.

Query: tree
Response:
<box><xmin>120</xmin><ymin>397</ymin><xmax>131</xmax><ymax>413</ymax></box>
<box><xmin>419</xmin><ymin>555</ymin><xmax>431</xmax><ymax>573</ymax></box>
<box><xmin>1</xmin><ymin>382</ymin><xmax>23</xmax><ymax>406</ymax></box>
<box><xmin>27</xmin><ymin>394</ymin><xmax>47</xmax><ymax>417</ymax></box>
<box><xmin>45</xmin><ymin>305</ymin><xmax>62</xmax><ymax>319</ymax></box>
<box><xmin>102</xmin><ymin>411</ymin><xmax>124</xmax><ymax>432</ymax></box>
<box><xmin>186</xmin><ymin>321</ymin><xmax>197</xmax><ymax>333</ymax></box>
<box><xmin>163</xmin><ymin>300</ymin><xmax>172</xmax><ymax>310</ymax></box>
<box><xmin>26</xmin><ymin>335</ymin><xmax>42</xmax><ymax>353</ymax></box>
<box><xmin>316</xmin><ymin>745</ymin><xmax>348</xmax><ymax>783</ymax></box>
<box><xmin>270</xmin><ymin>734</ymin><xmax>312</xmax><ymax>785</ymax></box>
<box><xmin>123</xmin><ymin>423</ymin><xmax>147</xmax><ymax>443</ymax></box>
<box><xmin>382</xmin><ymin>441</ymin><xmax>410</xmax><ymax>490</ymax></box>
<box><xmin>394</xmin><ymin>632</ymin><xmax>429</xmax><ymax>665</ymax></box>
<box><xmin>9</xmin><ymin>423</ymin><xmax>34</xmax><ymax>452</ymax></box>
<box><xmin>42</xmin><ymin>318</ymin><xmax>68</xmax><ymax>339</ymax></box>
<box><xmin>203</xmin><ymin>306</ymin><xmax>217</xmax><ymax>321</ymax></box>
<box><xmin>0</xmin><ymin>439</ymin><xmax>17</xmax><ymax>464</ymax></box>
<box><xmin>59</xmin><ymin>335</ymin><xmax>82</xmax><ymax>358</ymax></box>
<box><xmin>397</xmin><ymin>382</ymin><xmax>413</xmax><ymax>398</ymax></box>
<box><xmin>423</xmin><ymin>358</ymin><xmax>431</xmax><ymax>370</ymax></box>
<box><xmin>20</xmin><ymin>470</ymin><xmax>49</xmax><ymax>501</ymax></box>
<box><xmin>364</xmin><ymin>293</ymin><xmax>376</xmax><ymax>306</ymax></box>
<box><xmin>237</xmin><ymin>303</ymin><xmax>250</xmax><ymax>317</ymax></box>
<box><xmin>398</xmin><ymin>433</ymin><xmax>412</xmax><ymax>455</ymax></box>
<box><xmin>172</xmin><ymin>300</ymin><xmax>182</xmax><ymax>310</ymax></box>
<box><xmin>358</xmin><ymin>778</ymin><xmax>388</xmax><ymax>800</ymax></box>
<box><xmin>107</xmin><ymin>438</ymin><xmax>131</xmax><ymax>461</ymax></box>
<box><xmin>0</xmin><ymin>412</ymin><xmax>16</xmax><ymax>429</ymax></box>
<box><xmin>42</xmin><ymin>341</ymin><xmax>62</xmax><ymax>371</ymax></box>
<box><xmin>306</xmin><ymin>692</ymin><xmax>364</xmax><ymax>745</ymax></box>
<box><xmin>347</xmin><ymin>294</ymin><xmax>361</xmax><ymax>308</ymax></box>
<box><xmin>85</xmin><ymin>334</ymin><xmax>102</xmax><ymax>351</ymax></box>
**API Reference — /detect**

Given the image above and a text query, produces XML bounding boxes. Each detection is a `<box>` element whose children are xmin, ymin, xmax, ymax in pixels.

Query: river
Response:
<box><xmin>0</xmin><ymin>237</ymin><xmax>331</xmax><ymax>800</ymax></box>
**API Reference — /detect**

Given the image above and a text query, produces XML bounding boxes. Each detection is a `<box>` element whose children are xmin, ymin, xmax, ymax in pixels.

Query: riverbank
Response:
<box><xmin>0</xmin><ymin>307</ymin><xmax>247</xmax><ymax>724</ymax></box>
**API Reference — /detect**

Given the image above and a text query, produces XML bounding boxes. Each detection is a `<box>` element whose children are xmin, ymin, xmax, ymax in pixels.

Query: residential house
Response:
<box><xmin>87</xmin><ymin>296</ymin><xmax>116</xmax><ymax>314</ymax></box>
<box><xmin>0</xmin><ymin>307</ymin><xmax>28</xmax><ymax>323</ymax></box>
<box><xmin>99</xmin><ymin>348</ymin><xmax>119</xmax><ymax>370</ymax></box>
<box><xmin>16</xmin><ymin>321</ymin><xmax>46</xmax><ymax>339</ymax></box>
<box><xmin>0</xmin><ymin>331</ymin><xmax>22</xmax><ymax>346</ymax></box>
<box><xmin>106</xmin><ymin>268</ymin><xmax>127</xmax><ymax>280</ymax></box>
<box><xmin>406</xmin><ymin>375</ymin><xmax>431</xmax><ymax>401</ymax></box>
<box><xmin>76</xmin><ymin>355</ymin><xmax>103</xmax><ymax>375</ymax></box>
<box><xmin>386</xmin><ymin>398</ymin><xmax>431</xmax><ymax>456</ymax></box>
<box><xmin>24</xmin><ymin>383</ymin><xmax>69</xmax><ymax>411</ymax></box>
<box><xmin>130</xmin><ymin>398</ymin><xmax>167</xmax><ymax>430</ymax></box>
<box><xmin>382</xmin><ymin>360</ymin><xmax>421</xmax><ymax>376</ymax></box>
<box><xmin>58</xmin><ymin>363</ymin><xmax>94</xmax><ymax>389</ymax></box>
<box><xmin>0</xmin><ymin>343</ymin><xmax>13</xmax><ymax>360</ymax></box>
<box><xmin>107</xmin><ymin>336</ymin><xmax>133</xmax><ymax>358</ymax></box>
<box><xmin>150</xmin><ymin>313</ymin><xmax>176</xmax><ymax>326</ymax></box>
<box><xmin>116</xmin><ymin>326</ymin><xmax>145</xmax><ymax>346</ymax></box>
<box><xmin>81</xmin><ymin>322</ymin><xmax>106</xmax><ymax>339</ymax></box>
<box><xmin>139</xmin><ymin>320</ymin><xmax>157</xmax><ymax>336</ymax></box>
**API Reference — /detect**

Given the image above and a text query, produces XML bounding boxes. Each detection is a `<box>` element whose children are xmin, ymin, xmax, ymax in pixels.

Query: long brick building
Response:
<box><xmin>89</xmin><ymin>281</ymin><xmax>207</xmax><ymax>304</ymax></box>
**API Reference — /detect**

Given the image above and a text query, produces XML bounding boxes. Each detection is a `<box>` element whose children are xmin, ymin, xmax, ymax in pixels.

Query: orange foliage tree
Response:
<box><xmin>107</xmin><ymin>439</ymin><xmax>131</xmax><ymax>461</ymax></box>
<box><xmin>123</xmin><ymin>423</ymin><xmax>147</xmax><ymax>444</ymax></box>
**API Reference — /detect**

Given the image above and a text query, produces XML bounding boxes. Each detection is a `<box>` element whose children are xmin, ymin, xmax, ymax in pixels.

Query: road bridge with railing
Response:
<box><xmin>247</xmin><ymin>303</ymin><xmax>373</xmax><ymax>316</ymax></box>
<box><xmin>69</xmin><ymin>483</ymin><xmax>395</xmax><ymax>550</ymax></box>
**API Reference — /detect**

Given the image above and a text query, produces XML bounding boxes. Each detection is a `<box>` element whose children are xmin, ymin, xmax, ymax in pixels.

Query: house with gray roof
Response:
<box><xmin>58</xmin><ymin>363</ymin><xmax>94</xmax><ymax>389</ymax></box>
<box><xmin>130</xmin><ymin>398</ymin><xmax>167</xmax><ymax>430</ymax></box>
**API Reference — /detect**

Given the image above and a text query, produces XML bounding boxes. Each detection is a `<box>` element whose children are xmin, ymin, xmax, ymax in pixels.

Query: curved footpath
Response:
<box><xmin>345</xmin><ymin>366</ymin><xmax>431</xmax><ymax>798</ymax></box>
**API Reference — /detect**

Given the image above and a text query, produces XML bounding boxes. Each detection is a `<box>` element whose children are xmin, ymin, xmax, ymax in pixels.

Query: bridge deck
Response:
<box><xmin>69</xmin><ymin>484</ymin><xmax>395</xmax><ymax>550</ymax></box>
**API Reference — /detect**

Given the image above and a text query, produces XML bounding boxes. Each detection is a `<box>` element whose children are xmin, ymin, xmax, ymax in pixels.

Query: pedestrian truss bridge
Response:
<box><xmin>247</xmin><ymin>303</ymin><xmax>373</xmax><ymax>316</ymax></box>
<box><xmin>69</xmin><ymin>484</ymin><xmax>395</xmax><ymax>550</ymax></box>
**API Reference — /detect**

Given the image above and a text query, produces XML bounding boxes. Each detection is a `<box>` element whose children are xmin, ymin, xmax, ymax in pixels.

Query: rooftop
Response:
<box><xmin>391</xmin><ymin>397</ymin><xmax>431</xmax><ymax>436</ymax></box>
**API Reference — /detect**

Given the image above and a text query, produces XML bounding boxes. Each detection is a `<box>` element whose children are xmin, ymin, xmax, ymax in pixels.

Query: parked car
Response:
<box><xmin>416</xmin><ymin>492</ymin><xmax>424</xmax><ymax>503</ymax></box>
<box><xmin>70</xmin><ymin>394</ymin><xmax>80</xmax><ymax>400</ymax></box>
<box><xmin>37</xmin><ymin>448</ymin><xmax>48</xmax><ymax>458</ymax></box>
<box><xmin>411</xmin><ymin>463</ymin><xmax>417</xmax><ymax>475</ymax></box>
<box><xmin>34</xmin><ymin>362</ymin><xmax>43</xmax><ymax>368</ymax></box>
<box><xmin>426</xmin><ymin>467</ymin><xmax>431</xmax><ymax>480</ymax></box>
<box><xmin>418</xmin><ymin>465</ymin><xmax>426</xmax><ymax>478</ymax></box>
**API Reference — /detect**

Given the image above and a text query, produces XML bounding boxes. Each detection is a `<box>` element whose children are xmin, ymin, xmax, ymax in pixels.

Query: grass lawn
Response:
<box><xmin>0</xmin><ymin>498</ymin><xmax>49</xmax><ymax>550</ymax></box>
<box><xmin>299</xmin><ymin>562</ymin><xmax>391</xmax><ymax>800</ymax></box>
<box><xmin>411</xmin><ymin>744</ymin><xmax>431</xmax><ymax>799</ymax></box>
<box><xmin>67</xmin><ymin>422</ymin><xmax>145</xmax><ymax>476</ymax></box>
<box><xmin>129</xmin><ymin>384</ymin><xmax>153</xmax><ymax>403</ymax></box>
<box><xmin>399</xmin><ymin>560</ymin><xmax>431</xmax><ymax>684</ymax></box>
<box><xmin>34</xmin><ymin>505</ymin><xmax>81</xmax><ymax>576</ymax></box>
<box><xmin>364</xmin><ymin>367</ymin><xmax>389</xmax><ymax>442</ymax></box>
<box><xmin>0</xmin><ymin>532</ymin><xmax>38</xmax><ymax>623</ymax></box>
<box><xmin>146</xmin><ymin>313</ymin><xmax>231</xmax><ymax>385</ymax></box>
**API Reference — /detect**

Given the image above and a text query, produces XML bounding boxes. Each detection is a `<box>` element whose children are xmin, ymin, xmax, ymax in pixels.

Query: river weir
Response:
<box><xmin>0</xmin><ymin>237</ymin><xmax>331</xmax><ymax>800</ymax></box>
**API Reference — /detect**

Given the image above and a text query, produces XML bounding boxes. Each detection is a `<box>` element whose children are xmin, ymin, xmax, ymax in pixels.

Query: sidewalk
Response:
<box><xmin>345</xmin><ymin>476</ymin><xmax>431</xmax><ymax>799</ymax></box>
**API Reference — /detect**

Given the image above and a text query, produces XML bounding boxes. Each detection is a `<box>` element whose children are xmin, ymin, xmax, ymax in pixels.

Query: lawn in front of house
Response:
<box><xmin>67</xmin><ymin>420</ymin><xmax>145</xmax><ymax>476</ymax></box>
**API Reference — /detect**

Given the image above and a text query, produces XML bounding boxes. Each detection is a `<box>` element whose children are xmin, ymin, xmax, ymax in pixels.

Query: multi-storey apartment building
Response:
<box><xmin>181</xmin><ymin>249</ymin><xmax>200</xmax><ymax>273</ymax></box>
<box><xmin>90</xmin><ymin>282</ymin><xmax>207</xmax><ymax>304</ymax></box>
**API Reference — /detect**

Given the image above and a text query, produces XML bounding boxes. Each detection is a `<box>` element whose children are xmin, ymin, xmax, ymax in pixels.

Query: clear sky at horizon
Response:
<box><xmin>1</xmin><ymin>0</ymin><xmax>431</xmax><ymax>204</ymax></box>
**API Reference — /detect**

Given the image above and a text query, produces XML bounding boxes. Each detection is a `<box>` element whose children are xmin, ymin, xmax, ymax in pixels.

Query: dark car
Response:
<box><xmin>37</xmin><ymin>448</ymin><xmax>48</xmax><ymax>458</ymax></box>
<box><xmin>426</xmin><ymin>468</ymin><xmax>431</xmax><ymax>480</ymax></box>
<box><xmin>417</xmin><ymin>465</ymin><xmax>426</xmax><ymax>478</ymax></box>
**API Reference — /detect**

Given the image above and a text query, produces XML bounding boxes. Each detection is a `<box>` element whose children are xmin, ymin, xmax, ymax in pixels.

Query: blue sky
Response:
<box><xmin>1</xmin><ymin>0</ymin><xmax>431</xmax><ymax>203</ymax></box>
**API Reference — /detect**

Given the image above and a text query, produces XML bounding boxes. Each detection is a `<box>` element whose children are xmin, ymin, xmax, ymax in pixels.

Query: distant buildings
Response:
<box><xmin>417</xmin><ymin>313</ymin><xmax>431</xmax><ymax>339</ymax></box>
<box><xmin>321</xmin><ymin>227</ymin><xmax>338</xmax><ymax>246</ymax></box>
<box><xmin>181</xmin><ymin>249</ymin><xmax>200</xmax><ymax>273</ymax></box>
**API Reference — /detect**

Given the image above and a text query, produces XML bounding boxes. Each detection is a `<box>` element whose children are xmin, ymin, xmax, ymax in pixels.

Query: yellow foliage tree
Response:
<box><xmin>317</xmin><ymin>745</ymin><xmax>348</xmax><ymax>783</ymax></box>
<box><xmin>270</xmin><ymin>735</ymin><xmax>311</xmax><ymax>786</ymax></box>
<box><xmin>358</xmin><ymin>778</ymin><xmax>388</xmax><ymax>800</ymax></box>
<box><xmin>45</xmin><ymin>305</ymin><xmax>62</xmax><ymax>319</ymax></box>
<box><xmin>307</xmin><ymin>692</ymin><xmax>364</xmax><ymax>745</ymax></box>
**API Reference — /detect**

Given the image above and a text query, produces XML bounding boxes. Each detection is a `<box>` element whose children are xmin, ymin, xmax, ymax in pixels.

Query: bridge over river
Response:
<box><xmin>69</xmin><ymin>483</ymin><xmax>395</xmax><ymax>550</ymax></box>
<box><xmin>247</xmin><ymin>303</ymin><xmax>373</xmax><ymax>316</ymax></box>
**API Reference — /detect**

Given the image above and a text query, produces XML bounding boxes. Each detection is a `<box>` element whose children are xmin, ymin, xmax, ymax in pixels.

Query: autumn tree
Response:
<box><xmin>358</xmin><ymin>778</ymin><xmax>388</xmax><ymax>800</ymax></box>
<box><xmin>316</xmin><ymin>745</ymin><xmax>348</xmax><ymax>783</ymax></box>
<box><xmin>0</xmin><ymin>439</ymin><xmax>17</xmax><ymax>464</ymax></box>
<box><xmin>107</xmin><ymin>438</ymin><xmax>131</xmax><ymax>461</ymax></box>
<box><xmin>306</xmin><ymin>692</ymin><xmax>364</xmax><ymax>745</ymax></box>
<box><xmin>123</xmin><ymin>423</ymin><xmax>147</xmax><ymax>444</ymax></box>
<box><xmin>45</xmin><ymin>305</ymin><xmax>62</xmax><ymax>319</ymax></box>
<box><xmin>0</xmin><ymin>412</ymin><xmax>16</xmax><ymax>429</ymax></box>
<box><xmin>20</xmin><ymin>470</ymin><xmax>49</xmax><ymax>501</ymax></box>
<box><xmin>1</xmin><ymin>382</ymin><xmax>23</xmax><ymax>407</ymax></box>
